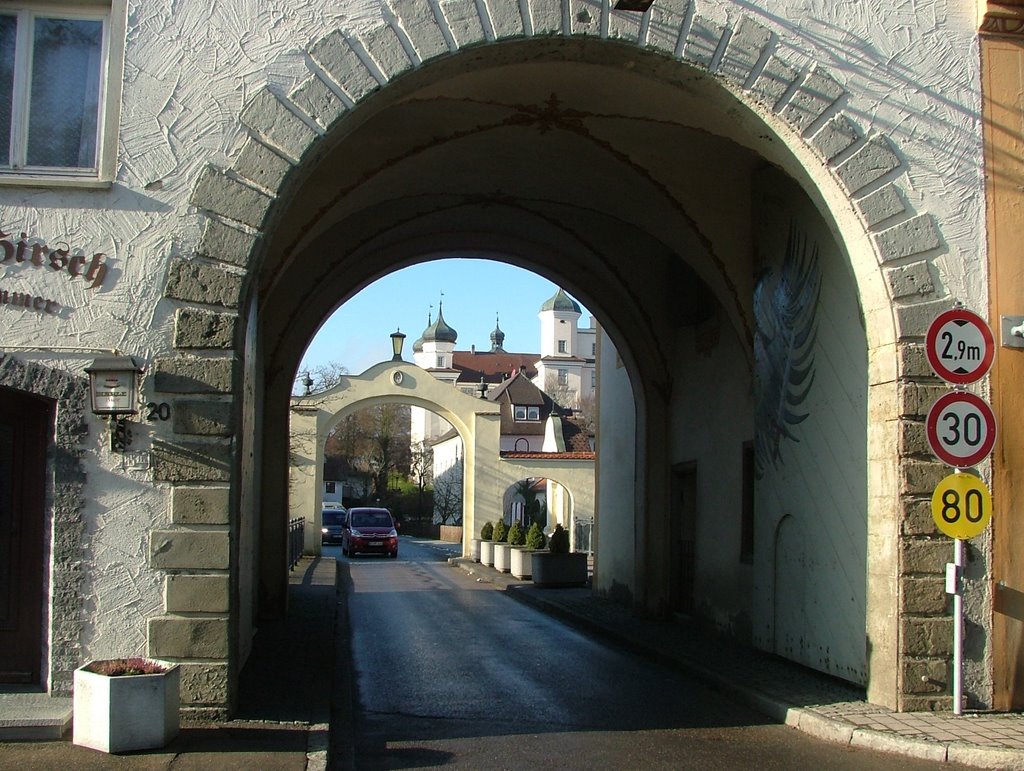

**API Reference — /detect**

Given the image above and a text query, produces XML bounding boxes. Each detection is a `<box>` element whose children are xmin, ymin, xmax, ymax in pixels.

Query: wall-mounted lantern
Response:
<box><xmin>390</xmin><ymin>328</ymin><xmax>406</xmax><ymax>361</ymax></box>
<box><xmin>85</xmin><ymin>356</ymin><xmax>143</xmax><ymax>452</ymax></box>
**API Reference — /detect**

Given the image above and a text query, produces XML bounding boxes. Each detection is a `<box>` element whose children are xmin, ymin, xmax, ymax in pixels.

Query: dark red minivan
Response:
<box><xmin>342</xmin><ymin>507</ymin><xmax>399</xmax><ymax>558</ymax></box>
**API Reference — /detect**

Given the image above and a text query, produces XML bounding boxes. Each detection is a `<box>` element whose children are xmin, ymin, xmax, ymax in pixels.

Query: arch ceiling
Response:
<box><xmin>182</xmin><ymin>11</ymin><xmax>944</xmax><ymax>384</ymax></box>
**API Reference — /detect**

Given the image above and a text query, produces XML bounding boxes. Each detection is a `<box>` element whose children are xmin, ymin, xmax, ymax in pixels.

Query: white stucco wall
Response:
<box><xmin>750</xmin><ymin>171</ymin><xmax>870</xmax><ymax>685</ymax></box>
<box><xmin>594</xmin><ymin>331</ymin><xmax>637</xmax><ymax>602</ymax></box>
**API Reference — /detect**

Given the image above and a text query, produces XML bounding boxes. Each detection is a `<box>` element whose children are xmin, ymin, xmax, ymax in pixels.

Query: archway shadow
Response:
<box><xmin>236</xmin><ymin>556</ymin><xmax>338</xmax><ymax>724</ymax></box>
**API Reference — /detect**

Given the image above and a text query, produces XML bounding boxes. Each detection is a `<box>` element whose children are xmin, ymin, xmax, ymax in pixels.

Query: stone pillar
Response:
<box><xmin>151</xmin><ymin>251</ymin><xmax>245</xmax><ymax>718</ymax></box>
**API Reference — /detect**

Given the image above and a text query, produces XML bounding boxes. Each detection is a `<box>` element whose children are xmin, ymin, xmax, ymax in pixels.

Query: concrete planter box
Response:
<box><xmin>493</xmin><ymin>543</ymin><xmax>512</xmax><ymax>573</ymax></box>
<box><xmin>531</xmin><ymin>552</ymin><xmax>588</xmax><ymax>587</ymax></box>
<box><xmin>73</xmin><ymin>659</ymin><xmax>180</xmax><ymax>753</ymax></box>
<box><xmin>470</xmin><ymin>538</ymin><xmax>482</xmax><ymax>562</ymax></box>
<box><xmin>510</xmin><ymin>548</ymin><xmax>539</xmax><ymax>579</ymax></box>
<box><xmin>480</xmin><ymin>540</ymin><xmax>494</xmax><ymax>566</ymax></box>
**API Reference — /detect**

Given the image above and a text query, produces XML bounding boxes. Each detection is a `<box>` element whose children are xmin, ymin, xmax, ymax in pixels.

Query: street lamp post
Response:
<box><xmin>391</xmin><ymin>329</ymin><xmax>406</xmax><ymax>361</ymax></box>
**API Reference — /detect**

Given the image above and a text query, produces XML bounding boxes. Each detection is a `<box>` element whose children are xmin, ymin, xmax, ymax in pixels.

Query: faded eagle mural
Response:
<box><xmin>753</xmin><ymin>223</ymin><xmax>822</xmax><ymax>478</ymax></box>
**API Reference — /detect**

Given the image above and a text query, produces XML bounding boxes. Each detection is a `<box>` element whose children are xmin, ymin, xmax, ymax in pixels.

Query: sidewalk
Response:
<box><xmin>0</xmin><ymin>556</ymin><xmax>336</xmax><ymax>770</ymax></box>
<box><xmin>451</xmin><ymin>556</ymin><xmax>1024</xmax><ymax>771</ymax></box>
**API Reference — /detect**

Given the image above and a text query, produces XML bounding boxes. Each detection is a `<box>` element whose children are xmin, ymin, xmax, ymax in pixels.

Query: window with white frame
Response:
<box><xmin>557</xmin><ymin>340</ymin><xmax>567</xmax><ymax>353</ymax></box>
<box><xmin>557</xmin><ymin>368</ymin><xmax>568</xmax><ymax>385</ymax></box>
<box><xmin>0</xmin><ymin>4</ymin><xmax>122</xmax><ymax>182</ymax></box>
<box><xmin>513</xmin><ymin>405</ymin><xmax>541</xmax><ymax>421</ymax></box>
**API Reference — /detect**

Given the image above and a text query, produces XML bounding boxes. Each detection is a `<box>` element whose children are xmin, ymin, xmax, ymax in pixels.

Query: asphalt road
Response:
<box><xmin>331</xmin><ymin>537</ymin><xmax>961</xmax><ymax>770</ymax></box>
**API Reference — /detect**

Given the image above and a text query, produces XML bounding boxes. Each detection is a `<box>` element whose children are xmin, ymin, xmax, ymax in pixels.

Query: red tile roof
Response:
<box><xmin>452</xmin><ymin>351</ymin><xmax>538</xmax><ymax>383</ymax></box>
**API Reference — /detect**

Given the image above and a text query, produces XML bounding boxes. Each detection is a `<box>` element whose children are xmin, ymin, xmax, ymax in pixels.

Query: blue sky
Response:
<box><xmin>298</xmin><ymin>259</ymin><xmax>589</xmax><ymax>379</ymax></box>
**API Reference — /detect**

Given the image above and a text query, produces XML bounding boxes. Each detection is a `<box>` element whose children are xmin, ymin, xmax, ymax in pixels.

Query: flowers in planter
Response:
<box><xmin>526</xmin><ymin>521</ymin><xmax>546</xmax><ymax>550</ymax></box>
<box><xmin>84</xmin><ymin>658</ymin><xmax>169</xmax><ymax>677</ymax></box>
<box><xmin>73</xmin><ymin>657</ymin><xmax>181</xmax><ymax>753</ymax></box>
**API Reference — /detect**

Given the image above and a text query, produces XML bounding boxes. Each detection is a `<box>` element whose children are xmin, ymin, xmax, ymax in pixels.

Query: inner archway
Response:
<box><xmin>248</xmin><ymin>43</ymin><xmax>882</xmax><ymax>698</ymax></box>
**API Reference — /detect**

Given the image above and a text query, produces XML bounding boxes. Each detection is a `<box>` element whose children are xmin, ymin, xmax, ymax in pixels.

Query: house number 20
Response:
<box><xmin>146</xmin><ymin>402</ymin><xmax>171</xmax><ymax>421</ymax></box>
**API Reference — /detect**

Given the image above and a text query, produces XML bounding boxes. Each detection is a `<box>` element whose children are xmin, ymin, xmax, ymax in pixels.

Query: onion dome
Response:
<box><xmin>422</xmin><ymin>303</ymin><xmax>457</xmax><ymax>344</ymax></box>
<box><xmin>413</xmin><ymin>312</ymin><xmax>429</xmax><ymax>353</ymax></box>
<box><xmin>490</xmin><ymin>316</ymin><xmax>506</xmax><ymax>352</ymax></box>
<box><xmin>540</xmin><ymin>288</ymin><xmax>581</xmax><ymax>314</ymax></box>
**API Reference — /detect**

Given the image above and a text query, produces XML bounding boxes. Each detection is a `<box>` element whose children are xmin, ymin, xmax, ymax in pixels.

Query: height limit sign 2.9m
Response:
<box><xmin>925</xmin><ymin>307</ymin><xmax>995</xmax><ymax>385</ymax></box>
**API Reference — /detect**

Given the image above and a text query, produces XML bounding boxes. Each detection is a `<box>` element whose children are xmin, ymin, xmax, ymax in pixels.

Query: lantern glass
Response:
<box><xmin>86</xmin><ymin>356</ymin><xmax>141</xmax><ymax>416</ymax></box>
<box><xmin>390</xmin><ymin>330</ymin><xmax>406</xmax><ymax>361</ymax></box>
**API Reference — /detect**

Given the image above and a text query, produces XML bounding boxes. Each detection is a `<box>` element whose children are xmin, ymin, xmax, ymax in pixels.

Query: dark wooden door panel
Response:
<box><xmin>0</xmin><ymin>390</ymin><xmax>50</xmax><ymax>684</ymax></box>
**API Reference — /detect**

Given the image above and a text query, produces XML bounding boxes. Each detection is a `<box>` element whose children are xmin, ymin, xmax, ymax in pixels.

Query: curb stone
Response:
<box><xmin>850</xmin><ymin>729</ymin><xmax>947</xmax><ymax>762</ymax></box>
<box><xmin>946</xmin><ymin>743</ymin><xmax>1024</xmax><ymax>770</ymax></box>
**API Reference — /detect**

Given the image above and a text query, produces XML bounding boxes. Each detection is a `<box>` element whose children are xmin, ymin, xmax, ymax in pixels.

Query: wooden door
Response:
<box><xmin>670</xmin><ymin>463</ymin><xmax>697</xmax><ymax>615</ymax></box>
<box><xmin>0</xmin><ymin>389</ymin><xmax>50</xmax><ymax>684</ymax></box>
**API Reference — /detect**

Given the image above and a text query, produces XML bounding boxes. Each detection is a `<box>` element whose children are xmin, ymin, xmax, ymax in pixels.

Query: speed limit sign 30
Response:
<box><xmin>926</xmin><ymin>391</ymin><xmax>997</xmax><ymax>468</ymax></box>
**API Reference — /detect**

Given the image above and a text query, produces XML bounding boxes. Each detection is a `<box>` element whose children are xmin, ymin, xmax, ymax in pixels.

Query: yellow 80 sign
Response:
<box><xmin>931</xmin><ymin>473</ymin><xmax>992</xmax><ymax>539</ymax></box>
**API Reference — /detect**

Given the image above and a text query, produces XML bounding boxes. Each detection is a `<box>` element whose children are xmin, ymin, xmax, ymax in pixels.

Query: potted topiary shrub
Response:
<box><xmin>492</xmin><ymin>518</ymin><xmax>512</xmax><ymax>573</ymax></box>
<box><xmin>479</xmin><ymin>520</ymin><xmax>495</xmax><ymax>567</ymax></box>
<box><xmin>73</xmin><ymin>657</ymin><xmax>180</xmax><ymax>753</ymax></box>
<box><xmin>509</xmin><ymin>521</ymin><xmax>539</xmax><ymax>579</ymax></box>
<box><xmin>531</xmin><ymin>523</ymin><xmax>588</xmax><ymax>587</ymax></box>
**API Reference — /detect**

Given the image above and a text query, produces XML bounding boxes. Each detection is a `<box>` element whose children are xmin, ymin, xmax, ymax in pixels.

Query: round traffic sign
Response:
<box><xmin>931</xmin><ymin>472</ymin><xmax>992</xmax><ymax>539</ymax></box>
<box><xmin>926</xmin><ymin>391</ymin><xmax>997</xmax><ymax>468</ymax></box>
<box><xmin>926</xmin><ymin>308</ymin><xmax>995</xmax><ymax>385</ymax></box>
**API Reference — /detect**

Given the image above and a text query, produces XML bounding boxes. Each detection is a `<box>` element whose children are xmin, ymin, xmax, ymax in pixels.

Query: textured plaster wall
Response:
<box><xmin>743</xmin><ymin>0</ymin><xmax>984</xmax><ymax>305</ymax></box>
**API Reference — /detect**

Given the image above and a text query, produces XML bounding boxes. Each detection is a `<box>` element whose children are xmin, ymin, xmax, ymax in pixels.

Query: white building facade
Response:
<box><xmin>533</xmin><ymin>288</ymin><xmax>597</xmax><ymax>408</ymax></box>
<box><xmin>3</xmin><ymin>0</ymin><xmax>1022</xmax><ymax>718</ymax></box>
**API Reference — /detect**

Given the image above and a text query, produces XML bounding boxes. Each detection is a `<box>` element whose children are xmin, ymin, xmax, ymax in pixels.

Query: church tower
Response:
<box><xmin>411</xmin><ymin>303</ymin><xmax>459</xmax><ymax>446</ymax></box>
<box><xmin>534</xmin><ymin>288</ymin><xmax>594</xmax><ymax>406</ymax></box>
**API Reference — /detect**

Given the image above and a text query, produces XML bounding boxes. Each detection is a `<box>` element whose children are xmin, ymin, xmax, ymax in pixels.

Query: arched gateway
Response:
<box><xmin>288</xmin><ymin>361</ymin><xmax>595</xmax><ymax>558</ymax></box>
<box><xmin>289</xmin><ymin>362</ymin><xmax>503</xmax><ymax>554</ymax></box>
<box><xmin>2</xmin><ymin>0</ymin><xmax>990</xmax><ymax>721</ymax></box>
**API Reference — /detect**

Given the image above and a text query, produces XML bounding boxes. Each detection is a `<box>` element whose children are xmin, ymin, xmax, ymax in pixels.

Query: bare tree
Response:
<box><xmin>310</xmin><ymin>361</ymin><xmax>348</xmax><ymax>392</ymax></box>
<box><xmin>433</xmin><ymin>460</ymin><xmax>463</xmax><ymax>525</ymax></box>
<box><xmin>322</xmin><ymin>403</ymin><xmax>410</xmax><ymax>501</ymax></box>
<box><xmin>364</xmin><ymin>403</ymin><xmax>411</xmax><ymax>498</ymax></box>
<box><xmin>573</xmin><ymin>392</ymin><xmax>597</xmax><ymax>437</ymax></box>
<box><xmin>544</xmin><ymin>373</ymin><xmax>577</xmax><ymax>410</ymax></box>
<box><xmin>408</xmin><ymin>441</ymin><xmax>433</xmax><ymax>520</ymax></box>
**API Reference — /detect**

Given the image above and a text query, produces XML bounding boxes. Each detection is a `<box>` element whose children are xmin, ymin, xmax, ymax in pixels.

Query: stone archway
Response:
<box><xmin>152</xmin><ymin>2</ymin><xmax>955</xmax><ymax>715</ymax></box>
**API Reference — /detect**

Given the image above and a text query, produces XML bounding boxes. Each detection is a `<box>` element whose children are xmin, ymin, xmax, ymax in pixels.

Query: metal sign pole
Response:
<box><xmin>953</xmin><ymin>538</ymin><xmax>964</xmax><ymax>715</ymax></box>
